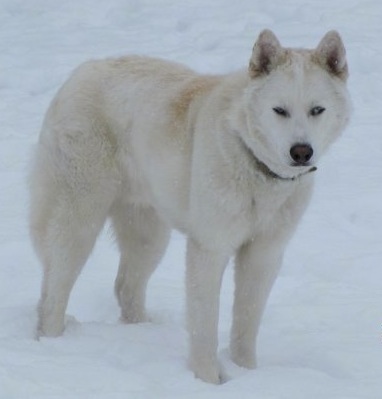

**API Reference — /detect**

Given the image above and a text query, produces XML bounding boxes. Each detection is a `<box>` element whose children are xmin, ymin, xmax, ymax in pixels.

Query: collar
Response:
<box><xmin>238</xmin><ymin>137</ymin><xmax>317</xmax><ymax>182</ymax></box>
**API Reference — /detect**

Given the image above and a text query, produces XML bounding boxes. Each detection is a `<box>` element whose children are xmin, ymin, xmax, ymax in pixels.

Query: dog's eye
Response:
<box><xmin>273</xmin><ymin>107</ymin><xmax>289</xmax><ymax>117</ymax></box>
<box><xmin>310</xmin><ymin>106</ymin><xmax>326</xmax><ymax>116</ymax></box>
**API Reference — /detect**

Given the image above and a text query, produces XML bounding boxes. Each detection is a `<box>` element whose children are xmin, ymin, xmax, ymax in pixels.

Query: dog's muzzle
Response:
<box><xmin>238</xmin><ymin>137</ymin><xmax>317</xmax><ymax>181</ymax></box>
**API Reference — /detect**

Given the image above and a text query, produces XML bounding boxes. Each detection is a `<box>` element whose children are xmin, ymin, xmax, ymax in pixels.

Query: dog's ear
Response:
<box><xmin>313</xmin><ymin>31</ymin><xmax>348</xmax><ymax>81</ymax></box>
<box><xmin>249</xmin><ymin>30</ymin><xmax>285</xmax><ymax>78</ymax></box>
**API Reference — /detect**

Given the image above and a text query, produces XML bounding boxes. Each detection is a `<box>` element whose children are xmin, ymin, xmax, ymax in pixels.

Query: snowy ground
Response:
<box><xmin>1</xmin><ymin>0</ymin><xmax>382</xmax><ymax>398</ymax></box>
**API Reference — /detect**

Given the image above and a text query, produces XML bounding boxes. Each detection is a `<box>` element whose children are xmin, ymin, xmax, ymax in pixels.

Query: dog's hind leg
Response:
<box><xmin>33</xmin><ymin>194</ymin><xmax>114</xmax><ymax>337</ymax></box>
<box><xmin>30</xmin><ymin>155</ymin><xmax>117</xmax><ymax>338</ymax></box>
<box><xmin>111</xmin><ymin>202</ymin><xmax>170</xmax><ymax>323</ymax></box>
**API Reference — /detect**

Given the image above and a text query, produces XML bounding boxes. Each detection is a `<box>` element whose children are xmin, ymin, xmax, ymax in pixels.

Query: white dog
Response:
<box><xmin>30</xmin><ymin>30</ymin><xmax>351</xmax><ymax>383</ymax></box>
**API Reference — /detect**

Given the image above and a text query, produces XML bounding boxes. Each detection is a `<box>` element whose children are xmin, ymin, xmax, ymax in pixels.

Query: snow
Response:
<box><xmin>1</xmin><ymin>0</ymin><xmax>382</xmax><ymax>397</ymax></box>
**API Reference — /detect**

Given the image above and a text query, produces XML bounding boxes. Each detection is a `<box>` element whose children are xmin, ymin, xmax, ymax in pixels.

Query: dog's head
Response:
<box><xmin>242</xmin><ymin>30</ymin><xmax>351</xmax><ymax>180</ymax></box>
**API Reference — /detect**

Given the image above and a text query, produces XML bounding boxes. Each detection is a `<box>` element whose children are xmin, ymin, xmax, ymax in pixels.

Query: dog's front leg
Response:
<box><xmin>230</xmin><ymin>237</ymin><xmax>285</xmax><ymax>369</ymax></box>
<box><xmin>186</xmin><ymin>238</ymin><xmax>228</xmax><ymax>384</ymax></box>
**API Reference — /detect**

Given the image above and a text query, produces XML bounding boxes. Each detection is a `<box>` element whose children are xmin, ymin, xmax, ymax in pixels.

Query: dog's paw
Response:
<box><xmin>191</xmin><ymin>360</ymin><xmax>229</xmax><ymax>385</ymax></box>
<box><xmin>36</xmin><ymin>314</ymin><xmax>78</xmax><ymax>339</ymax></box>
<box><xmin>230</xmin><ymin>347</ymin><xmax>257</xmax><ymax>370</ymax></box>
<box><xmin>193</xmin><ymin>368</ymin><xmax>221</xmax><ymax>385</ymax></box>
<box><xmin>36</xmin><ymin>320</ymin><xmax>65</xmax><ymax>339</ymax></box>
<box><xmin>120</xmin><ymin>313</ymin><xmax>151</xmax><ymax>324</ymax></box>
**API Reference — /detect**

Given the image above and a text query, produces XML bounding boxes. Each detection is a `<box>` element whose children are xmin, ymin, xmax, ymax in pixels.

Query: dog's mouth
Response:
<box><xmin>238</xmin><ymin>137</ymin><xmax>317</xmax><ymax>181</ymax></box>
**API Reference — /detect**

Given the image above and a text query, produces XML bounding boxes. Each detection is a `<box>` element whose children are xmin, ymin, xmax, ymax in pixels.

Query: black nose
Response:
<box><xmin>290</xmin><ymin>143</ymin><xmax>313</xmax><ymax>165</ymax></box>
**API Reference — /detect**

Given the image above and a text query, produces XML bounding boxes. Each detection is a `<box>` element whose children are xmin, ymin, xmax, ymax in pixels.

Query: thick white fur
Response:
<box><xmin>30</xmin><ymin>30</ymin><xmax>351</xmax><ymax>383</ymax></box>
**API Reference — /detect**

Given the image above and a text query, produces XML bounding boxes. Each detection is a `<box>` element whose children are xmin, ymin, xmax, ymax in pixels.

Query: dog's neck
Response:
<box><xmin>238</xmin><ymin>137</ymin><xmax>317</xmax><ymax>182</ymax></box>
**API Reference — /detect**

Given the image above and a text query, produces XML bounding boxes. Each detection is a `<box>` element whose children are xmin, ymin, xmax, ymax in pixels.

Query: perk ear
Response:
<box><xmin>313</xmin><ymin>30</ymin><xmax>348</xmax><ymax>80</ymax></box>
<box><xmin>249</xmin><ymin>30</ymin><xmax>286</xmax><ymax>78</ymax></box>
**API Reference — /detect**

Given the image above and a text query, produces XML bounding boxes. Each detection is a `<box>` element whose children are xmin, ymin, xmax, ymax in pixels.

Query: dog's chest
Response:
<box><xmin>193</xmin><ymin>177</ymin><xmax>303</xmax><ymax>251</ymax></box>
<box><xmin>249</xmin><ymin>180</ymin><xmax>298</xmax><ymax>229</ymax></box>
